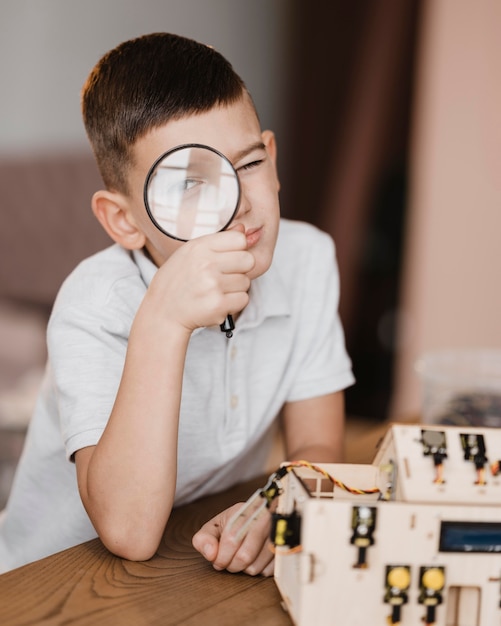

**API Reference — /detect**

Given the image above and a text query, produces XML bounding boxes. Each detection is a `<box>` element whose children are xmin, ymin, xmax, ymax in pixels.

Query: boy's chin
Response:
<box><xmin>248</xmin><ymin>256</ymin><xmax>273</xmax><ymax>281</ymax></box>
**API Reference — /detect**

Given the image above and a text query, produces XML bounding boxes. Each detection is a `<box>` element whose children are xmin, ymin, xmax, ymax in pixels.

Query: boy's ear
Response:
<box><xmin>262</xmin><ymin>129</ymin><xmax>280</xmax><ymax>191</ymax></box>
<box><xmin>91</xmin><ymin>190</ymin><xmax>146</xmax><ymax>250</ymax></box>
<box><xmin>262</xmin><ymin>129</ymin><xmax>277</xmax><ymax>162</ymax></box>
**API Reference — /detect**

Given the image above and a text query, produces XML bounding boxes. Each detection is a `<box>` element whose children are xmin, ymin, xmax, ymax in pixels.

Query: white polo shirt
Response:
<box><xmin>0</xmin><ymin>218</ymin><xmax>354</xmax><ymax>572</ymax></box>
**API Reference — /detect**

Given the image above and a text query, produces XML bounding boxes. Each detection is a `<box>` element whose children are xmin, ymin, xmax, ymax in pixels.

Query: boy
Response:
<box><xmin>0</xmin><ymin>33</ymin><xmax>354</xmax><ymax>575</ymax></box>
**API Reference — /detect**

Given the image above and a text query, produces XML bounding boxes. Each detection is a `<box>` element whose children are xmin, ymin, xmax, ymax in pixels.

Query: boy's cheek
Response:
<box><xmin>144</xmin><ymin>234</ymin><xmax>184</xmax><ymax>267</ymax></box>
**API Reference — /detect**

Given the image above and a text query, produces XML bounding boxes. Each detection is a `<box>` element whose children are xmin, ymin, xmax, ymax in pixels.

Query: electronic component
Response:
<box><xmin>461</xmin><ymin>432</ymin><xmax>487</xmax><ymax>466</ymax></box>
<box><xmin>439</xmin><ymin>521</ymin><xmax>501</xmax><ymax>553</ymax></box>
<box><xmin>460</xmin><ymin>432</ymin><xmax>488</xmax><ymax>484</ymax></box>
<box><xmin>421</xmin><ymin>429</ymin><xmax>447</xmax><ymax>459</ymax></box>
<box><xmin>270</xmin><ymin>511</ymin><xmax>301</xmax><ymax>549</ymax></box>
<box><xmin>421</xmin><ymin>429</ymin><xmax>447</xmax><ymax>484</ymax></box>
<box><xmin>418</xmin><ymin>566</ymin><xmax>445</xmax><ymax>625</ymax></box>
<box><xmin>350</xmin><ymin>505</ymin><xmax>377</xmax><ymax>568</ymax></box>
<box><xmin>384</xmin><ymin>565</ymin><xmax>411</xmax><ymax>624</ymax></box>
<box><xmin>226</xmin><ymin>466</ymin><xmax>288</xmax><ymax>539</ymax></box>
<box><xmin>381</xmin><ymin>459</ymin><xmax>397</xmax><ymax>501</ymax></box>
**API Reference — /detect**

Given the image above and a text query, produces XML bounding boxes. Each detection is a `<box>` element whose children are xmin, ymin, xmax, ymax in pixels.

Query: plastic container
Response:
<box><xmin>415</xmin><ymin>349</ymin><xmax>501</xmax><ymax>427</ymax></box>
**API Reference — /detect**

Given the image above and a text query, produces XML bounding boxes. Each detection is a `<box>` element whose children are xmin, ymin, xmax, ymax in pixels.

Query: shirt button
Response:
<box><xmin>230</xmin><ymin>346</ymin><xmax>238</xmax><ymax>360</ymax></box>
<box><xmin>230</xmin><ymin>395</ymin><xmax>239</xmax><ymax>409</ymax></box>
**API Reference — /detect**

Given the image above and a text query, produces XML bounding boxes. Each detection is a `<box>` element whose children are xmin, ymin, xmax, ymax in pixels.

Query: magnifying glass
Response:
<box><xmin>144</xmin><ymin>143</ymin><xmax>241</xmax><ymax>338</ymax></box>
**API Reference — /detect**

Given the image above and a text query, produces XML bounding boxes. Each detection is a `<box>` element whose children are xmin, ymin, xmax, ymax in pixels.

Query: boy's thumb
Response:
<box><xmin>192</xmin><ymin>532</ymin><xmax>218</xmax><ymax>562</ymax></box>
<box><xmin>202</xmin><ymin>540</ymin><xmax>218</xmax><ymax>562</ymax></box>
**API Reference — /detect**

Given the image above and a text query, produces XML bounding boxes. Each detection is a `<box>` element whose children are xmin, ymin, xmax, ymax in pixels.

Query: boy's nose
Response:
<box><xmin>233</xmin><ymin>184</ymin><xmax>251</xmax><ymax>220</ymax></box>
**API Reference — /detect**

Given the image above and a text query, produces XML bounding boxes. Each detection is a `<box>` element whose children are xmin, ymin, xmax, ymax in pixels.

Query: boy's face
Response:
<box><xmin>125</xmin><ymin>93</ymin><xmax>281</xmax><ymax>281</ymax></box>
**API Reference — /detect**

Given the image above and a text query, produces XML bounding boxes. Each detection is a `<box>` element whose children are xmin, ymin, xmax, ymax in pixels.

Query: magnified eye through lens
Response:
<box><xmin>144</xmin><ymin>144</ymin><xmax>240</xmax><ymax>241</ymax></box>
<box><xmin>162</xmin><ymin>176</ymin><xmax>204</xmax><ymax>204</ymax></box>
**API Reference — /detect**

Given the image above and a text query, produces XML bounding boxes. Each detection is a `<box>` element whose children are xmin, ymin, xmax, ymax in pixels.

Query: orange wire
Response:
<box><xmin>433</xmin><ymin>464</ymin><xmax>444</xmax><ymax>484</ymax></box>
<box><xmin>475</xmin><ymin>467</ymin><xmax>486</xmax><ymax>485</ymax></box>
<box><xmin>269</xmin><ymin>544</ymin><xmax>303</xmax><ymax>555</ymax></box>
<box><xmin>286</xmin><ymin>460</ymin><xmax>381</xmax><ymax>495</ymax></box>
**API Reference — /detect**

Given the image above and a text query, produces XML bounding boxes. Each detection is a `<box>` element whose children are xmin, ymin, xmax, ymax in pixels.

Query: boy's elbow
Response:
<box><xmin>84</xmin><ymin>493</ymin><xmax>175</xmax><ymax>562</ymax></box>
<box><xmin>112</xmin><ymin>542</ymin><xmax>159</xmax><ymax>563</ymax></box>
<box><xmin>82</xmin><ymin>491</ymin><xmax>174</xmax><ymax>562</ymax></box>
<box><xmin>98</xmin><ymin>524</ymin><xmax>163</xmax><ymax>562</ymax></box>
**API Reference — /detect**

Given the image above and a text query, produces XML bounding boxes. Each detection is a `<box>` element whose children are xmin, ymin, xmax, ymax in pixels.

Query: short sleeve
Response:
<box><xmin>47</xmin><ymin>302</ymin><xmax>131</xmax><ymax>459</ymax></box>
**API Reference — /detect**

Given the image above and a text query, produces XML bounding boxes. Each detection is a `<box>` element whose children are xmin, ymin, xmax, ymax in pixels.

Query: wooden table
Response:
<box><xmin>0</xmin><ymin>417</ymin><xmax>394</xmax><ymax>625</ymax></box>
<box><xmin>0</xmin><ymin>477</ymin><xmax>292</xmax><ymax>626</ymax></box>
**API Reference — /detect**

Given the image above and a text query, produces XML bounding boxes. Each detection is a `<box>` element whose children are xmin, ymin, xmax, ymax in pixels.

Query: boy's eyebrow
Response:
<box><xmin>231</xmin><ymin>141</ymin><xmax>266</xmax><ymax>164</ymax></box>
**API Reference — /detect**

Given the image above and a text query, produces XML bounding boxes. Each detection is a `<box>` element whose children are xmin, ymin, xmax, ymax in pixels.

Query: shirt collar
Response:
<box><xmin>132</xmin><ymin>248</ymin><xmax>157</xmax><ymax>287</ymax></box>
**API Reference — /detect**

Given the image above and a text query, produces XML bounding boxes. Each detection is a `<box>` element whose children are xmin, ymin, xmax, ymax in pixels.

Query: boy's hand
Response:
<box><xmin>192</xmin><ymin>502</ymin><xmax>274</xmax><ymax>577</ymax></box>
<box><xmin>148</xmin><ymin>226</ymin><xmax>255</xmax><ymax>333</ymax></box>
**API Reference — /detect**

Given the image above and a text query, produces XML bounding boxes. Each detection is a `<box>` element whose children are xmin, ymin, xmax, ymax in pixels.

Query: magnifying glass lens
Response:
<box><xmin>144</xmin><ymin>144</ymin><xmax>240</xmax><ymax>241</ymax></box>
<box><xmin>144</xmin><ymin>144</ymin><xmax>240</xmax><ymax>338</ymax></box>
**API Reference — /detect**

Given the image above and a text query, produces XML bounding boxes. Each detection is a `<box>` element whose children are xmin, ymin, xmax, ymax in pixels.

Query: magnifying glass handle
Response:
<box><xmin>220</xmin><ymin>314</ymin><xmax>234</xmax><ymax>339</ymax></box>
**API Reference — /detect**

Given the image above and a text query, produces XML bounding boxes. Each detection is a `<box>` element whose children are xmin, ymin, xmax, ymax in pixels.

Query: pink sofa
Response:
<box><xmin>0</xmin><ymin>151</ymin><xmax>111</xmax><ymax>507</ymax></box>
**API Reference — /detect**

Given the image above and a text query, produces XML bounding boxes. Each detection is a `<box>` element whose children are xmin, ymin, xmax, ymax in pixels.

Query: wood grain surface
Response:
<box><xmin>0</xmin><ymin>419</ymin><xmax>396</xmax><ymax>624</ymax></box>
<box><xmin>0</xmin><ymin>476</ymin><xmax>292</xmax><ymax>625</ymax></box>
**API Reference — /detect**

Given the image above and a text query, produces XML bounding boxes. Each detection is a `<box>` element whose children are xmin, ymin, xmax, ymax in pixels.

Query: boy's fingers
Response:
<box><xmin>205</xmin><ymin>228</ymin><xmax>247</xmax><ymax>252</ymax></box>
<box><xmin>214</xmin><ymin>505</ymin><xmax>271</xmax><ymax>573</ymax></box>
<box><xmin>192</xmin><ymin>503</ymin><xmax>242</xmax><ymax>562</ymax></box>
<box><xmin>260</xmin><ymin>558</ymin><xmax>275</xmax><ymax>578</ymax></box>
<box><xmin>226</xmin><ymin>535</ymin><xmax>274</xmax><ymax>576</ymax></box>
<box><xmin>192</xmin><ymin>525</ymin><xmax>220</xmax><ymax>561</ymax></box>
<box><xmin>193</xmin><ymin>502</ymin><xmax>273</xmax><ymax>576</ymax></box>
<box><xmin>243</xmin><ymin>549</ymin><xmax>274</xmax><ymax>577</ymax></box>
<box><xmin>192</xmin><ymin>530</ymin><xmax>219</xmax><ymax>562</ymax></box>
<box><xmin>218</xmin><ymin>251</ymin><xmax>255</xmax><ymax>275</ymax></box>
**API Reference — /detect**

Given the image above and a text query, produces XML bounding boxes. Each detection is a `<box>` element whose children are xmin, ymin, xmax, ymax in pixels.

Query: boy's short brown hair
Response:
<box><xmin>82</xmin><ymin>32</ymin><xmax>246</xmax><ymax>194</ymax></box>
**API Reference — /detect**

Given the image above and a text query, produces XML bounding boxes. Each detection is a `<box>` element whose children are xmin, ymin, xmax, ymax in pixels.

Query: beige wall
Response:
<box><xmin>0</xmin><ymin>0</ymin><xmax>288</xmax><ymax>156</ymax></box>
<box><xmin>391</xmin><ymin>0</ymin><xmax>501</xmax><ymax>418</ymax></box>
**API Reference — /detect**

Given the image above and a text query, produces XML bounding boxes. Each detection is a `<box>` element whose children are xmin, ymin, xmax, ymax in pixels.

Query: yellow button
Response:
<box><xmin>230</xmin><ymin>395</ymin><xmax>239</xmax><ymax>409</ymax></box>
<box><xmin>387</xmin><ymin>567</ymin><xmax>410</xmax><ymax>590</ymax></box>
<box><xmin>422</xmin><ymin>568</ymin><xmax>445</xmax><ymax>591</ymax></box>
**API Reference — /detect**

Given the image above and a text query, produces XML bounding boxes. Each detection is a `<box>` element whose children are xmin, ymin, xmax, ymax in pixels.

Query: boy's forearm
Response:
<box><xmin>286</xmin><ymin>439</ymin><xmax>345</xmax><ymax>464</ymax></box>
<box><xmin>282</xmin><ymin>392</ymin><xmax>346</xmax><ymax>464</ymax></box>
<box><xmin>79</xmin><ymin>300</ymin><xmax>191</xmax><ymax>561</ymax></box>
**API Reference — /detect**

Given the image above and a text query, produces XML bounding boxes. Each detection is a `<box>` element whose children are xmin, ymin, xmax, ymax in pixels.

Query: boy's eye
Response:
<box><xmin>181</xmin><ymin>178</ymin><xmax>202</xmax><ymax>191</ymax></box>
<box><xmin>238</xmin><ymin>159</ymin><xmax>264</xmax><ymax>172</ymax></box>
<box><xmin>168</xmin><ymin>177</ymin><xmax>203</xmax><ymax>196</ymax></box>
<box><xmin>152</xmin><ymin>175</ymin><xmax>205</xmax><ymax>207</ymax></box>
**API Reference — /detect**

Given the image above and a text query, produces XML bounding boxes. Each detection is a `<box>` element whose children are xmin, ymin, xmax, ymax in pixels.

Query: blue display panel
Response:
<box><xmin>439</xmin><ymin>521</ymin><xmax>501</xmax><ymax>553</ymax></box>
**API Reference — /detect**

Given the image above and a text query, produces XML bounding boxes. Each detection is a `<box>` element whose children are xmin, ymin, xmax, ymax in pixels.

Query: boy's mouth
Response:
<box><xmin>245</xmin><ymin>227</ymin><xmax>262</xmax><ymax>248</ymax></box>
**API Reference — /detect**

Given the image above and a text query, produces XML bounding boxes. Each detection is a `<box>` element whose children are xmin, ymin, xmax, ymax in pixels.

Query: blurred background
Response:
<box><xmin>1</xmin><ymin>0</ymin><xmax>501</xmax><ymax>503</ymax></box>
